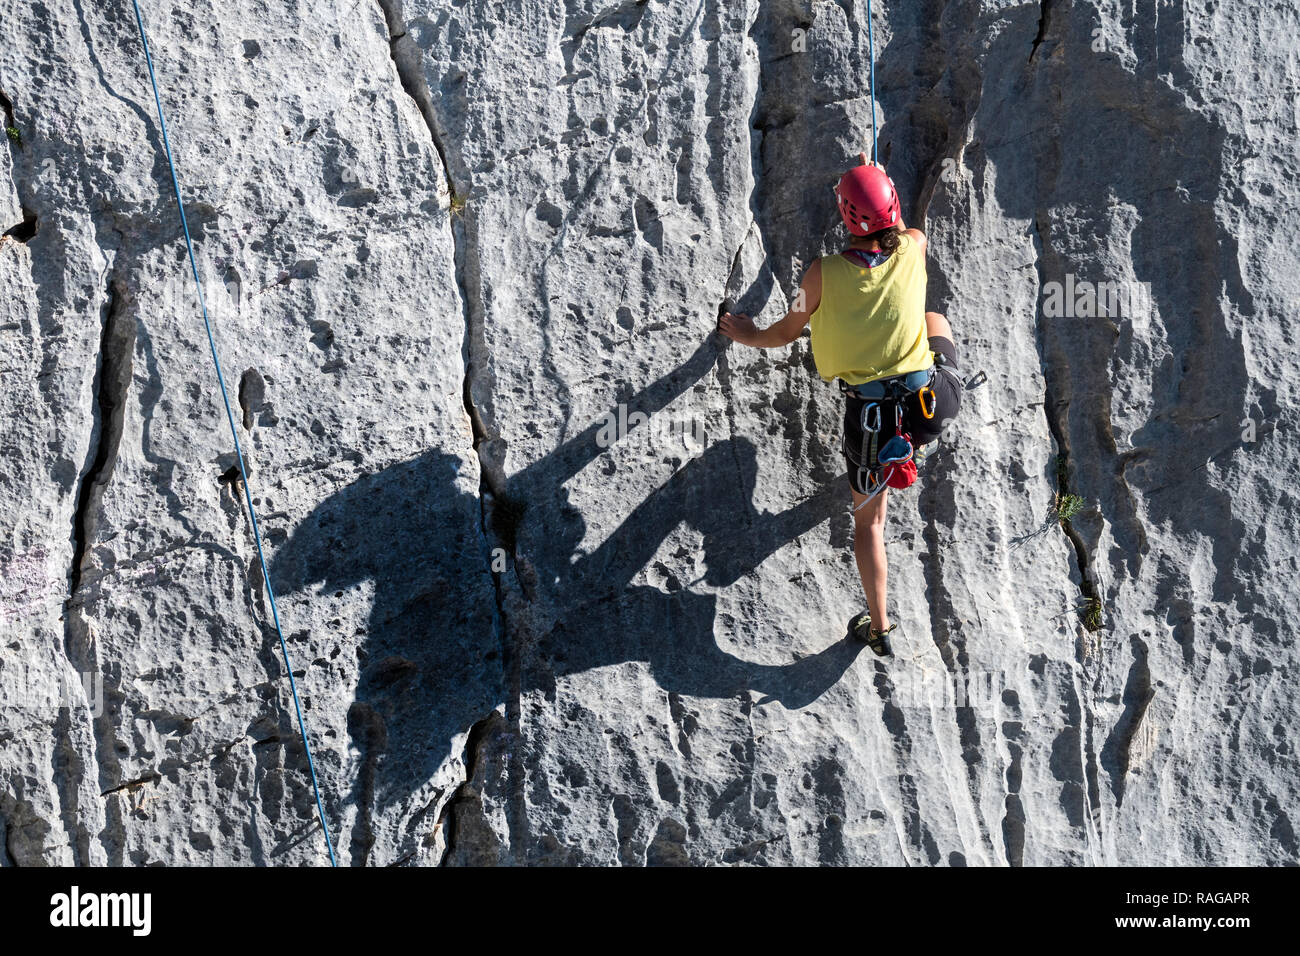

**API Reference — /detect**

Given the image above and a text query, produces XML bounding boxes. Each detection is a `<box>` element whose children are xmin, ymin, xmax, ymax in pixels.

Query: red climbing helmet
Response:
<box><xmin>834</xmin><ymin>157</ymin><xmax>900</xmax><ymax>236</ymax></box>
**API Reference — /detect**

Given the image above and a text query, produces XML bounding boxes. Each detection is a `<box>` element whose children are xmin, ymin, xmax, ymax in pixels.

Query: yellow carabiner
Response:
<box><xmin>919</xmin><ymin>386</ymin><xmax>937</xmax><ymax>420</ymax></box>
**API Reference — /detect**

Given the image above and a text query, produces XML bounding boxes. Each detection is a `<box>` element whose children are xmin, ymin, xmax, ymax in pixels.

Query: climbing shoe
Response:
<box><xmin>848</xmin><ymin>612</ymin><xmax>895</xmax><ymax>658</ymax></box>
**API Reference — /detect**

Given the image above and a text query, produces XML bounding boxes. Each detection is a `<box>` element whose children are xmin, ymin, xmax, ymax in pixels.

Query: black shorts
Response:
<box><xmin>842</xmin><ymin>336</ymin><xmax>962</xmax><ymax>494</ymax></box>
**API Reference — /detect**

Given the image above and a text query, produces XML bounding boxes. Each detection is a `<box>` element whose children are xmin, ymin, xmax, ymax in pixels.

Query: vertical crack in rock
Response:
<box><xmin>1029</xmin><ymin>0</ymin><xmax>1055</xmax><ymax>64</ymax></box>
<box><xmin>1082</xmin><ymin>687</ymin><xmax>1103</xmax><ymax>846</ymax></box>
<box><xmin>374</xmin><ymin>0</ymin><xmax>495</xmax><ymax>492</ymax></box>
<box><xmin>0</xmin><ymin>87</ymin><xmax>16</xmax><ymax>132</ymax></box>
<box><xmin>1022</xmin><ymin>16</ymin><xmax>1112</xmax><ymax>847</ymax></box>
<box><xmin>69</xmin><ymin>277</ymin><xmax>135</xmax><ymax>597</ymax></box>
<box><xmin>375</xmin><ymin>0</ymin><xmax>520</xmax><ymax>860</ymax></box>
<box><xmin>61</xmin><ymin>273</ymin><xmax>136</xmax><ymax>863</ymax></box>
<box><xmin>436</xmin><ymin>709</ymin><xmax>501</xmax><ymax>865</ymax></box>
<box><xmin>374</xmin><ymin>0</ymin><xmax>455</xmax><ymax>198</ymax></box>
<box><xmin>1031</xmin><ymin>216</ymin><xmax>1102</xmax><ymax>635</ymax></box>
<box><xmin>1072</xmin><ymin>668</ymin><xmax>1104</xmax><ymax>856</ymax></box>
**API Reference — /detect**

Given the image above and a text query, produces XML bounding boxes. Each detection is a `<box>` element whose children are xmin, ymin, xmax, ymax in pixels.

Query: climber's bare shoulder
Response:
<box><xmin>801</xmin><ymin>258</ymin><xmax>822</xmax><ymax>311</ymax></box>
<box><xmin>904</xmin><ymin>227</ymin><xmax>927</xmax><ymax>254</ymax></box>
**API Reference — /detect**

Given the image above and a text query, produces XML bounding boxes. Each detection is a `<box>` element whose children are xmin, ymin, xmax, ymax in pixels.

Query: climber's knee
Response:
<box><xmin>850</xmin><ymin>486</ymin><xmax>888</xmax><ymax>529</ymax></box>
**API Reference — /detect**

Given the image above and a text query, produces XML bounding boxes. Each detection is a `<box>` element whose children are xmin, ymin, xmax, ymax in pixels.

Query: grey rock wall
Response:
<box><xmin>0</xmin><ymin>0</ymin><xmax>1295</xmax><ymax>866</ymax></box>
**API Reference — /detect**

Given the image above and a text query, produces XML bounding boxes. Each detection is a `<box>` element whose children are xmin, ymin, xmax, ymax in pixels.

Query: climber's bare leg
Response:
<box><xmin>850</xmin><ymin>485</ymin><xmax>890</xmax><ymax>631</ymax></box>
<box><xmin>926</xmin><ymin>311</ymin><xmax>951</xmax><ymax>341</ymax></box>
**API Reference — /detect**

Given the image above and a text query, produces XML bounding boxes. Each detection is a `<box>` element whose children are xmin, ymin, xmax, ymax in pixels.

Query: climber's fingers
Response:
<box><xmin>718</xmin><ymin>311</ymin><xmax>755</xmax><ymax>342</ymax></box>
<box><xmin>859</xmin><ymin>151</ymin><xmax>886</xmax><ymax>173</ymax></box>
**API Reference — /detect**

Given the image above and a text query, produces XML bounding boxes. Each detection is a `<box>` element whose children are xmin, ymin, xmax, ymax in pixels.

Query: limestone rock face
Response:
<box><xmin>1</xmin><ymin>0</ymin><xmax>1295</xmax><ymax>866</ymax></box>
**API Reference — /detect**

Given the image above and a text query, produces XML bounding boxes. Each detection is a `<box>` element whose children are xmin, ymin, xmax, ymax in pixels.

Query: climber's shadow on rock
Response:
<box><xmin>509</xmin><ymin>335</ymin><xmax>862</xmax><ymax>707</ymax></box>
<box><xmin>270</xmin><ymin>336</ymin><xmax>860</xmax><ymax>858</ymax></box>
<box><xmin>269</xmin><ymin>448</ymin><xmax>503</xmax><ymax>862</ymax></box>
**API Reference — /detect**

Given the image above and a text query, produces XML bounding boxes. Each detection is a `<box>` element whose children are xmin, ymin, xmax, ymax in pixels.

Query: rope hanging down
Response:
<box><xmin>868</xmin><ymin>0</ymin><xmax>878</xmax><ymax>163</ymax></box>
<box><xmin>130</xmin><ymin>0</ymin><xmax>337</xmax><ymax>867</ymax></box>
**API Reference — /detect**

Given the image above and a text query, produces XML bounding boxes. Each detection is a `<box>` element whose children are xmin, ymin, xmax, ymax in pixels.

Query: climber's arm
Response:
<box><xmin>718</xmin><ymin>260</ymin><xmax>821</xmax><ymax>348</ymax></box>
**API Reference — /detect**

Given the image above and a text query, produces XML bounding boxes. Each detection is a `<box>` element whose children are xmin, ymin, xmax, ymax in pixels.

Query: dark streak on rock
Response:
<box><xmin>69</xmin><ymin>279</ymin><xmax>136</xmax><ymax>597</ymax></box>
<box><xmin>2</xmin><ymin>209</ymin><xmax>38</xmax><ymax>243</ymax></box>
<box><xmin>1030</xmin><ymin>0</ymin><xmax>1054</xmax><ymax>64</ymax></box>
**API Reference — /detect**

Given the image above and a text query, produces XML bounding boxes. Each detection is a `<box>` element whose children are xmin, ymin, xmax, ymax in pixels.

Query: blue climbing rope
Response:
<box><xmin>130</xmin><ymin>0</ymin><xmax>337</xmax><ymax>867</ymax></box>
<box><xmin>867</xmin><ymin>0</ymin><xmax>878</xmax><ymax>163</ymax></box>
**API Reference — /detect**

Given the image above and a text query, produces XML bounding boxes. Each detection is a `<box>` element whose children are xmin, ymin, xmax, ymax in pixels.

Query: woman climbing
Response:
<box><xmin>717</xmin><ymin>152</ymin><xmax>963</xmax><ymax>657</ymax></box>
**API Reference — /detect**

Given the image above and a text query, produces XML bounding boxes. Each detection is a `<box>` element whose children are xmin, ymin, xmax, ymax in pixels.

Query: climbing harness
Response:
<box><xmin>131</xmin><ymin>1</ymin><xmax>336</xmax><ymax>866</ymax></box>
<box><xmin>842</xmin><ymin>366</ymin><xmax>933</xmax><ymax>512</ymax></box>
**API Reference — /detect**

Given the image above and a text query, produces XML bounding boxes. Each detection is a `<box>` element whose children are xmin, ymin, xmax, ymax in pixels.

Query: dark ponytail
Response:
<box><xmin>864</xmin><ymin>224</ymin><xmax>902</xmax><ymax>256</ymax></box>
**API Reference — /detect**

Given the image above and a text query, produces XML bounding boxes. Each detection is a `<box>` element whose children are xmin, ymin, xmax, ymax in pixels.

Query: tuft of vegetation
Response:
<box><xmin>1052</xmin><ymin>453</ymin><xmax>1086</xmax><ymax>523</ymax></box>
<box><xmin>1054</xmin><ymin>492</ymin><xmax>1085</xmax><ymax>524</ymax></box>
<box><xmin>4</xmin><ymin>126</ymin><xmax>20</xmax><ymax>147</ymax></box>
<box><xmin>449</xmin><ymin>191</ymin><xmax>467</xmax><ymax>217</ymax></box>
<box><xmin>1079</xmin><ymin>597</ymin><xmax>1103</xmax><ymax>632</ymax></box>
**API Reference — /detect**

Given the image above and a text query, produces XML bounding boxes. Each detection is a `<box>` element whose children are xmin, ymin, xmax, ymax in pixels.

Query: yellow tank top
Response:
<box><xmin>809</xmin><ymin>234</ymin><xmax>933</xmax><ymax>385</ymax></box>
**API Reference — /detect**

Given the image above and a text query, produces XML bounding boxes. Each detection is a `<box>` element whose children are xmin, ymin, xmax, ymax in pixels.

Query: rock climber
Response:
<box><xmin>717</xmin><ymin>152</ymin><xmax>963</xmax><ymax>657</ymax></box>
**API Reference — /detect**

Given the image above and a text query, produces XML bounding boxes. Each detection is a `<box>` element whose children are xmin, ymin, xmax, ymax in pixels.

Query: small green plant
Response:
<box><xmin>4</xmin><ymin>126</ymin><xmax>20</xmax><ymax>147</ymax></box>
<box><xmin>448</xmin><ymin>191</ymin><xmax>467</xmax><ymax>217</ymax></box>
<box><xmin>1054</xmin><ymin>492</ymin><xmax>1084</xmax><ymax>524</ymax></box>
<box><xmin>1079</xmin><ymin>596</ymin><xmax>1103</xmax><ymax>632</ymax></box>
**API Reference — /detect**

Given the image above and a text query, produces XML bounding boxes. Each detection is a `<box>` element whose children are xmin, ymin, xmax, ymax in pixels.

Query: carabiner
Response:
<box><xmin>919</xmin><ymin>386</ymin><xmax>937</xmax><ymax>420</ymax></box>
<box><xmin>862</xmin><ymin>402</ymin><xmax>881</xmax><ymax>434</ymax></box>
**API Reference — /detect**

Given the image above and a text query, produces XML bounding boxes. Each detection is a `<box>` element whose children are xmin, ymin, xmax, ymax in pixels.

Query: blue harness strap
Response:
<box><xmin>843</xmin><ymin>366</ymin><xmax>934</xmax><ymax>400</ymax></box>
<box><xmin>131</xmin><ymin>0</ymin><xmax>337</xmax><ymax>866</ymax></box>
